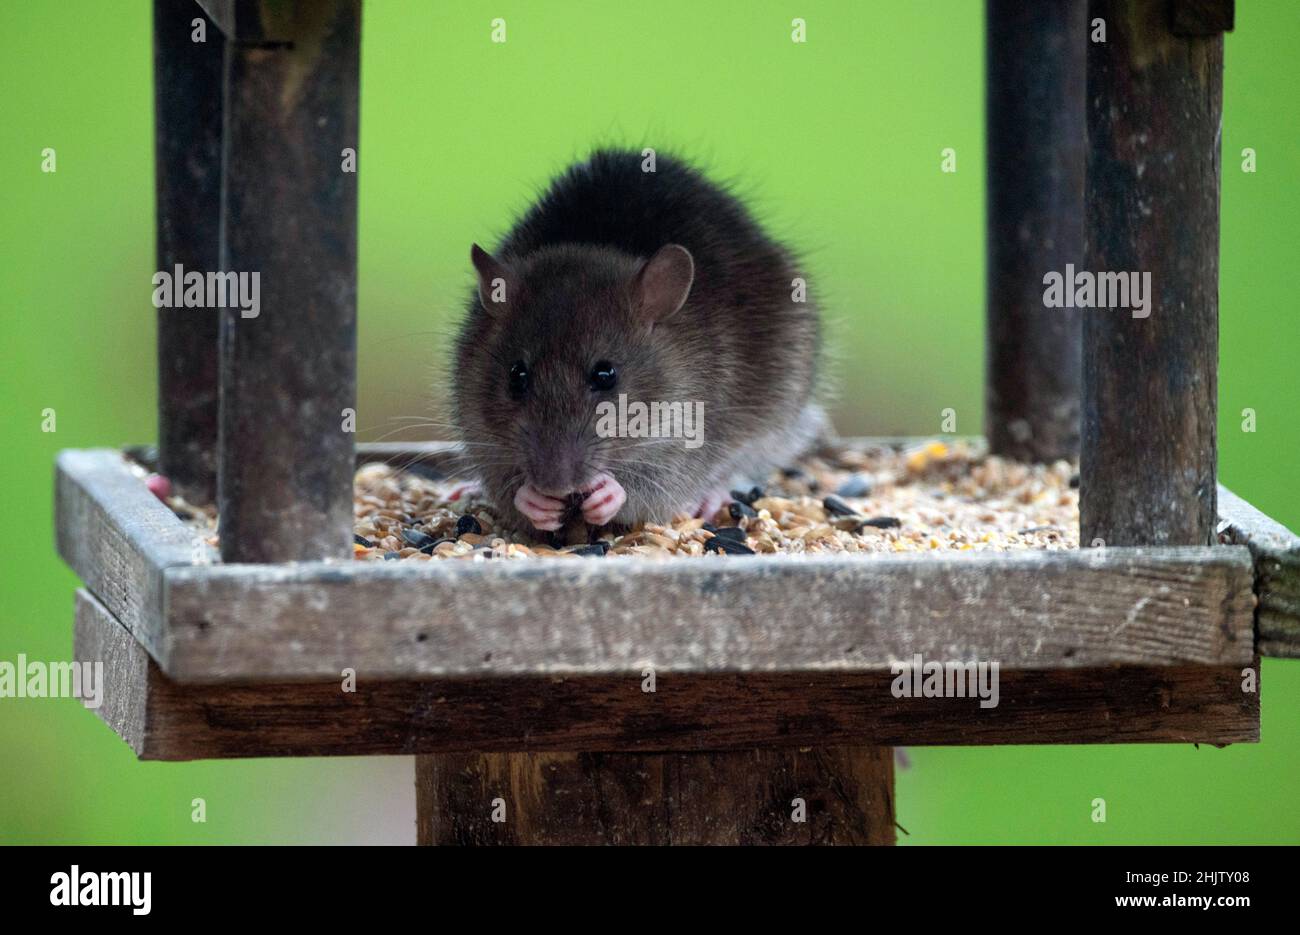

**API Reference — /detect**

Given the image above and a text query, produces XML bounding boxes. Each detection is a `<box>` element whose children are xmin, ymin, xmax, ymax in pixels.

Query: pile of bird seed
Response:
<box><xmin>157</xmin><ymin>439</ymin><xmax>1079</xmax><ymax>560</ymax></box>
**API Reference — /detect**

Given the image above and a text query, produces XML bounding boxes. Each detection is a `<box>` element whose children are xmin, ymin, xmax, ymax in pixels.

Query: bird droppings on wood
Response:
<box><xmin>153</xmin><ymin>439</ymin><xmax>1080</xmax><ymax>561</ymax></box>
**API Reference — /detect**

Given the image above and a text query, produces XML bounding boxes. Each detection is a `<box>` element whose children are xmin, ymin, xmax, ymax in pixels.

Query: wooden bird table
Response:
<box><xmin>56</xmin><ymin>0</ymin><xmax>1294</xmax><ymax>845</ymax></box>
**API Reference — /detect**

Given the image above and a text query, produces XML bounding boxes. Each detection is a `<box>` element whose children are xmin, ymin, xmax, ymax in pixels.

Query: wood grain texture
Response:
<box><xmin>55</xmin><ymin>446</ymin><xmax>1258</xmax><ymax>683</ymax></box>
<box><xmin>1081</xmin><ymin>0</ymin><xmax>1222</xmax><ymax>547</ymax></box>
<box><xmin>74</xmin><ymin>589</ymin><xmax>151</xmax><ymax>756</ymax></box>
<box><xmin>75</xmin><ymin>588</ymin><xmax>1259</xmax><ymax>760</ymax></box>
<box><xmin>1219</xmin><ymin>485</ymin><xmax>1300</xmax><ymax>658</ymax></box>
<box><xmin>58</xmin><ymin>442</ymin><xmax>1279</xmax><ymax>681</ymax></box>
<box><xmin>55</xmin><ymin>450</ymin><xmax>215</xmax><ymax>661</ymax></box>
<box><xmin>216</xmin><ymin>0</ymin><xmax>359</xmax><ymax>563</ymax></box>
<box><xmin>154</xmin><ymin>0</ymin><xmax>223</xmax><ymax>503</ymax></box>
<box><xmin>416</xmin><ymin>747</ymin><xmax>896</xmax><ymax>845</ymax></box>
<box><xmin>194</xmin><ymin>0</ymin><xmax>296</xmax><ymax>44</ymax></box>
<box><xmin>161</xmin><ymin>547</ymin><xmax>1255</xmax><ymax>682</ymax></box>
<box><xmin>984</xmin><ymin>0</ymin><xmax>1085</xmax><ymax>462</ymax></box>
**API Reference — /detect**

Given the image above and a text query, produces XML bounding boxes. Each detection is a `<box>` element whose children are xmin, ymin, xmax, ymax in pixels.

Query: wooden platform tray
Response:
<box><xmin>56</xmin><ymin>440</ymin><xmax>1292</xmax><ymax>760</ymax></box>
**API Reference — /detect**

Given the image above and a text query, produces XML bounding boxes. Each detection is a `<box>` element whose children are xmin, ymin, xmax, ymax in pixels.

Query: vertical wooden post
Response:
<box><xmin>154</xmin><ymin>0</ymin><xmax>223</xmax><ymax>501</ymax></box>
<box><xmin>1081</xmin><ymin>0</ymin><xmax>1230</xmax><ymax>546</ymax></box>
<box><xmin>416</xmin><ymin>748</ymin><xmax>895</xmax><ymax>846</ymax></box>
<box><xmin>217</xmin><ymin>0</ymin><xmax>360</xmax><ymax>563</ymax></box>
<box><xmin>984</xmin><ymin>0</ymin><xmax>1086</xmax><ymax>463</ymax></box>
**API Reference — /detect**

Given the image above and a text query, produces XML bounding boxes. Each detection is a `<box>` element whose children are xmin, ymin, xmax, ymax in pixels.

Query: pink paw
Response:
<box><xmin>580</xmin><ymin>472</ymin><xmax>627</xmax><ymax>526</ymax></box>
<box><xmin>513</xmin><ymin>483</ymin><xmax>566</xmax><ymax>531</ymax></box>
<box><xmin>693</xmin><ymin>489</ymin><xmax>730</xmax><ymax>521</ymax></box>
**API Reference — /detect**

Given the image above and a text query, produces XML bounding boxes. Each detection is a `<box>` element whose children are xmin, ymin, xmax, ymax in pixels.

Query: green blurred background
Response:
<box><xmin>2</xmin><ymin>0</ymin><xmax>1296</xmax><ymax>844</ymax></box>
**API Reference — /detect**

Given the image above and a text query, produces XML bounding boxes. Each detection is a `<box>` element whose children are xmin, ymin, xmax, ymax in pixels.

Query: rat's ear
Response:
<box><xmin>471</xmin><ymin>243</ymin><xmax>514</xmax><ymax>314</ymax></box>
<box><xmin>632</xmin><ymin>244</ymin><xmax>694</xmax><ymax>324</ymax></box>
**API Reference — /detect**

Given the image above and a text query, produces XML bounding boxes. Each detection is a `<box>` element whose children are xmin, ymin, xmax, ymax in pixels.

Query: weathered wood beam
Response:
<box><xmin>1081</xmin><ymin>0</ymin><xmax>1226</xmax><ymax>546</ymax></box>
<box><xmin>56</xmin><ymin>447</ymin><xmax>1267</xmax><ymax>684</ymax></box>
<box><xmin>217</xmin><ymin>0</ymin><xmax>359</xmax><ymax>563</ymax></box>
<box><xmin>416</xmin><ymin>748</ymin><xmax>896</xmax><ymax>845</ymax></box>
<box><xmin>160</xmin><ymin>545</ymin><xmax>1255</xmax><ymax>682</ymax></box>
<box><xmin>55</xmin><ymin>450</ymin><xmax>216</xmax><ymax>661</ymax></box>
<box><xmin>984</xmin><ymin>0</ymin><xmax>1086</xmax><ymax>462</ymax></box>
<box><xmin>73</xmin><ymin>588</ymin><xmax>1259</xmax><ymax>760</ymax></box>
<box><xmin>1218</xmin><ymin>485</ymin><xmax>1300</xmax><ymax>658</ymax></box>
<box><xmin>154</xmin><ymin>0</ymin><xmax>224</xmax><ymax>502</ymax></box>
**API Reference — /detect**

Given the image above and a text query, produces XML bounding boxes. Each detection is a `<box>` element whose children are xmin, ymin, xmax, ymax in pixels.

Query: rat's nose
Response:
<box><xmin>527</xmin><ymin>435</ymin><xmax>589</xmax><ymax>496</ymax></box>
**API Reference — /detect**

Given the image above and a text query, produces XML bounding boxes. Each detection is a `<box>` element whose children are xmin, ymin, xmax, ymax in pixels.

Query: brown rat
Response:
<box><xmin>452</xmin><ymin>148</ymin><xmax>824</xmax><ymax>536</ymax></box>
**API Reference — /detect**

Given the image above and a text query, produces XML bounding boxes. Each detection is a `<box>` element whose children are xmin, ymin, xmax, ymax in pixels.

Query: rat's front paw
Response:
<box><xmin>692</xmin><ymin>489</ymin><xmax>731</xmax><ymax>522</ymax></box>
<box><xmin>580</xmin><ymin>473</ymin><xmax>627</xmax><ymax>526</ymax></box>
<box><xmin>513</xmin><ymin>483</ymin><xmax>567</xmax><ymax>531</ymax></box>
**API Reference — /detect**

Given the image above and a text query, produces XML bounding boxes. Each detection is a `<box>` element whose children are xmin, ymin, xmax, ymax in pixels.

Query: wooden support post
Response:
<box><xmin>154</xmin><ymin>0</ymin><xmax>223</xmax><ymax>501</ymax></box>
<box><xmin>216</xmin><ymin>0</ymin><xmax>360</xmax><ymax>563</ymax></box>
<box><xmin>416</xmin><ymin>748</ymin><xmax>895</xmax><ymax>846</ymax></box>
<box><xmin>1081</xmin><ymin>0</ymin><xmax>1228</xmax><ymax>546</ymax></box>
<box><xmin>984</xmin><ymin>0</ymin><xmax>1086</xmax><ymax>463</ymax></box>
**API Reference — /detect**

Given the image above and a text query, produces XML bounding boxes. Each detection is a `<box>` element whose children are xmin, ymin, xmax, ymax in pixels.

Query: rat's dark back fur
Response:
<box><xmin>453</xmin><ymin>148</ymin><xmax>822</xmax><ymax>533</ymax></box>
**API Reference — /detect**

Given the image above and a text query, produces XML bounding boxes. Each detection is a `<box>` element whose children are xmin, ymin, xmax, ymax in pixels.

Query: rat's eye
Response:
<box><xmin>589</xmin><ymin>361</ymin><xmax>618</xmax><ymax>392</ymax></box>
<box><xmin>508</xmin><ymin>361</ymin><xmax>529</xmax><ymax>399</ymax></box>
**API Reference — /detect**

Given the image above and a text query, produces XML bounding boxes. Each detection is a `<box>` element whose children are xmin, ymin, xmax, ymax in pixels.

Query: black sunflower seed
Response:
<box><xmin>705</xmin><ymin>536</ymin><xmax>754</xmax><ymax>555</ymax></box>
<box><xmin>354</xmin><ymin>534</ymin><xmax>375</xmax><ymax>548</ymax></box>
<box><xmin>401</xmin><ymin>528</ymin><xmax>436</xmax><ymax>550</ymax></box>
<box><xmin>861</xmin><ymin>516</ymin><xmax>901</xmax><ymax>529</ymax></box>
<box><xmin>456</xmin><ymin>514</ymin><xmax>482</xmax><ymax>536</ymax></box>
<box><xmin>729</xmin><ymin>501</ymin><xmax>757</xmax><ymax>520</ymax></box>
<box><xmin>568</xmin><ymin>544</ymin><xmax>608</xmax><ymax>557</ymax></box>
<box><xmin>822</xmin><ymin>494</ymin><xmax>857</xmax><ymax>517</ymax></box>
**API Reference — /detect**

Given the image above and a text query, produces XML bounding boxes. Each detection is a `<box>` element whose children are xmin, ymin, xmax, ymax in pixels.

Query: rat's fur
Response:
<box><xmin>452</xmin><ymin>148</ymin><xmax>823</xmax><ymax>534</ymax></box>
